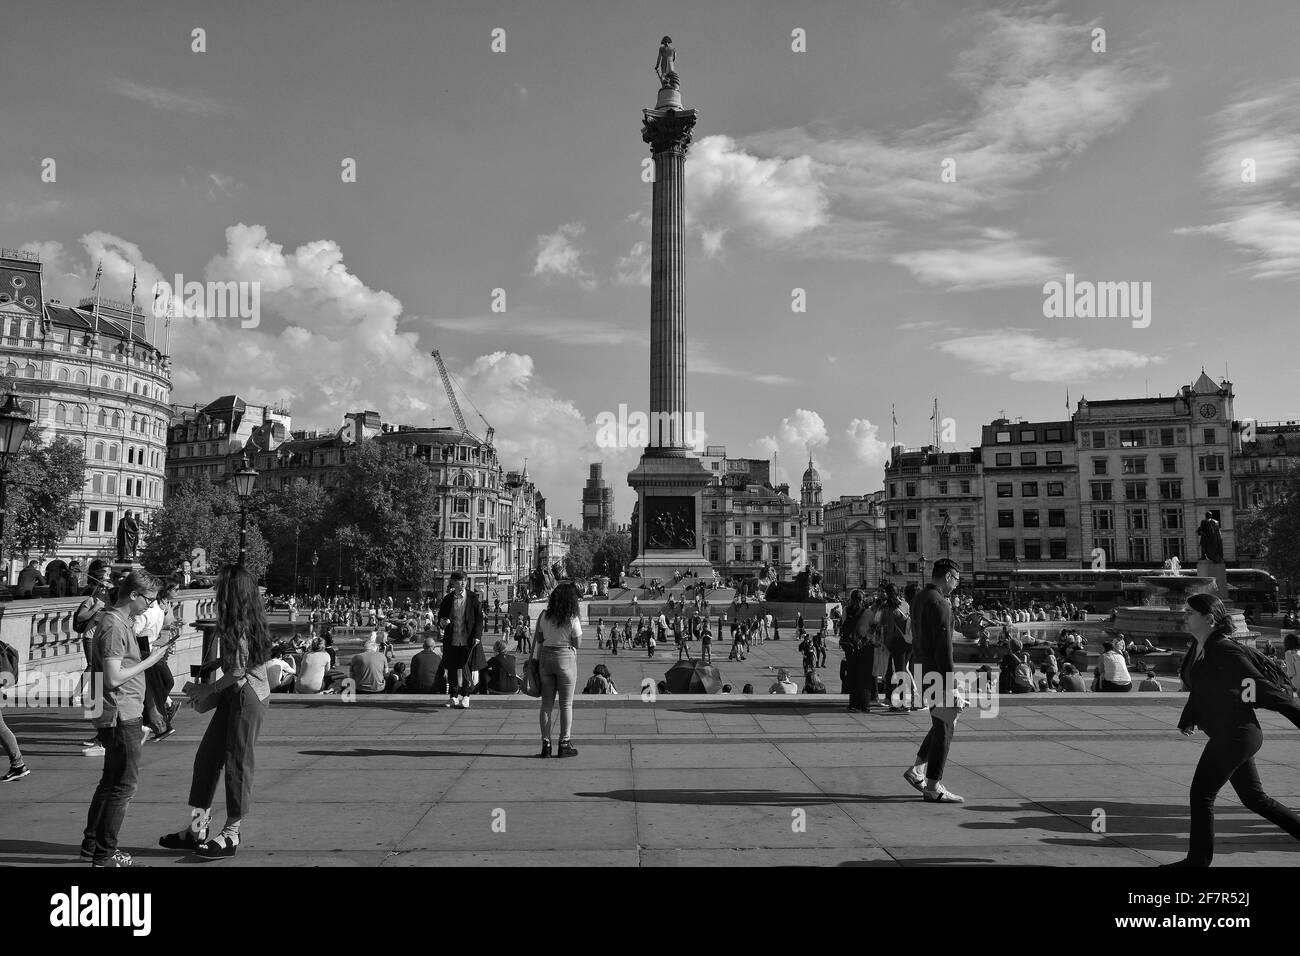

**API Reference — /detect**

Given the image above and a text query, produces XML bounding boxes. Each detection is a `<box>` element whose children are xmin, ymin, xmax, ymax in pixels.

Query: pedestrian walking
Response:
<box><xmin>534</xmin><ymin>582</ymin><xmax>582</xmax><ymax>758</ymax></box>
<box><xmin>0</xmin><ymin>708</ymin><xmax>29</xmax><ymax>781</ymax></box>
<box><xmin>437</xmin><ymin>571</ymin><xmax>483</xmax><ymax>709</ymax></box>
<box><xmin>1162</xmin><ymin>593</ymin><xmax>1300</xmax><ymax>867</ymax></box>
<box><xmin>903</xmin><ymin>559</ymin><xmax>967</xmax><ymax>804</ymax></box>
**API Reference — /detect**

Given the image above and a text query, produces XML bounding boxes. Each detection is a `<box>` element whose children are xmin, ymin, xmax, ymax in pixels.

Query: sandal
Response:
<box><xmin>195</xmin><ymin>834</ymin><xmax>239</xmax><ymax>858</ymax></box>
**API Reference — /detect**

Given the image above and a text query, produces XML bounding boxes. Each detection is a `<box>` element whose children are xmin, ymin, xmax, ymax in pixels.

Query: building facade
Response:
<box><xmin>884</xmin><ymin>445</ymin><xmax>985</xmax><ymax>582</ymax></box>
<box><xmin>823</xmin><ymin>491</ymin><xmax>888</xmax><ymax>594</ymax></box>
<box><xmin>581</xmin><ymin>462</ymin><xmax>615</xmax><ymax>532</ymax></box>
<box><xmin>1073</xmin><ymin>371</ymin><xmax>1236</xmax><ymax>567</ymax></box>
<box><xmin>800</xmin><ymin>456</ymin><xmax>825</xmax><ymax>573</ymax></box>
<box><xmin>0</xmin><ymin>249</ymin><xmax>170</xmax><ymax>570</ymax></box>
<box><xmin>1231</xmin><ymin>419</ymin><xmax>1300</xmax><ymax>564</ymax></box>
<box><xmin>979</xmin><ymin>419</ymin><xmax>1081</xmax><ymax>568</ymax></box>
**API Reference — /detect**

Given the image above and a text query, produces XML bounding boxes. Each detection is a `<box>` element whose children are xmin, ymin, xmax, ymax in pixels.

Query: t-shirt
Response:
<box><xmin>350</xmin><ymin>650</ymin><xmax>388</xmax><ymax>692</ymax></box>
<box><xmin>297</xmin><ymin>651</ymin><xmax>331</xmax><ymax>693</ymax></box>
<box><xmin>769</xmin><ymin>680</ymin><xmax>799</xmax><ymax>695</ymax></box>
<box><xmin>92</xmin><ymin>607</ymin><xmax>146</xmax><ymax>728</ymax></box>
<box><xmin>450</xmin><ymin>593</ymin><xmax>469</xmax><ymax>646</ymax></box>
<box><xmin>1101</xmin><ymin>651</ymin><xmax>1132</xmax><ymax>685</ymax></box>
<box><xmin>266</xmin><ymin>657</ymin><xmax>296</xmax><ymax>688</ymax></box>
<box><xmin>536</xmin><ymin>615</ymin><xmax>582</xmax><ymax>652</ymax></box>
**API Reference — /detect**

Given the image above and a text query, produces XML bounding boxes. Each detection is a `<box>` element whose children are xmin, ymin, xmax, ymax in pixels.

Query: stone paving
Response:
<box><xmin>2</xmin><ymin>691</ymin><xmax>1299</xmax><ymax>867</ymax></box>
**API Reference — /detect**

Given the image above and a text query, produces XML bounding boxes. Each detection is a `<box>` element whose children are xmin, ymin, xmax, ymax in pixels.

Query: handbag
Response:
<box><xmin>521</xmin><ymin>658</ymin><xmax>542</xmax><ymax>698</ymax></box>
<box><xmin>183</xmin><ymin>681</ymin><xmax>220</xmax><ymax>713</ymax></box>
<box><xmin>468</xmin><ymin>639</ymin><xmax>488</xmax><ymax>672</ymax></box>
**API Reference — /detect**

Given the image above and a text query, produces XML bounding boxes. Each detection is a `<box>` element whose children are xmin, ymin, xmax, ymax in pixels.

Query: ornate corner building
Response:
<box><xmin>0</xmin><ymin>249</ymin><xmax>170</xmax><ymax>567</ymax></box>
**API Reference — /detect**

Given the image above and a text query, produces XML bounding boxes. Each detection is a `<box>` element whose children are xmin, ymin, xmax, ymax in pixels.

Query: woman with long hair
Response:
<box><xmin>1163</xmin><ymin>592</ymin><xmax>1300</xmax><ymax>867</ymax></box>
<box><xmin>159</xmin><ymin>565</ymin><xmax>271</xmax><ymax>858</ymax></box>
<box><xmin>839</xmin><ymin>589</ymin><xmax>873</xmax><ymax>712</ymax></box>
<box><xmin>533</xmin><ymin>582</ymin><xmax>582</xmax><ymax>758</ymax></box>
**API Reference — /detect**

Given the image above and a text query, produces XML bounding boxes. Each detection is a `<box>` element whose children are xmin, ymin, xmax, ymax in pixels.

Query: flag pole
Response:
<box><xmin>92</xmin><ymin>260</ymin><xmax>103</xmax><ymax>336</ymax></box>
<box><xmin>128</xmin><ymin>272</ymin><xmax>137</xmax><ymax>345</ymax></box>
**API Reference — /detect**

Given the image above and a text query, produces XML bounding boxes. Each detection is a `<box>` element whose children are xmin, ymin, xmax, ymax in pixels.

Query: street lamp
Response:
<box><xmin>231</xmin><ymin>454</ymin><xmax>258</xmax><ymax>567</ymax></box>
<box><xmin>0</xmin><ymin>394</ymin><xmax>34</xmax><ymax>580</ymax></box>
<box><xmin>311</xmin><ymin>550</ymin><xmax>319</xmax><ymax>595</ymax></box>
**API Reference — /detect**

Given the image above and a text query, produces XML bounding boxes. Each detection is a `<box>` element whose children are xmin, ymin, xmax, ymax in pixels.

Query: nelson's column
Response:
<box><xmin>627</xmin><ymin>36</ymin><xmax>715</xmax><ymax>584</ymax></box>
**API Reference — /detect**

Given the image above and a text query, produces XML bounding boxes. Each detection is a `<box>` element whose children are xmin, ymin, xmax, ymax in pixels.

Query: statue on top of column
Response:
<box><xmin>1198</xmin><ymin>514</ymin><xmax>1224</xmax><ymax>564</ymax></box>
<box><xmin>654</xmin><ymin>36</ymin><xmax>679</xmax><ymax>90</ymax></box>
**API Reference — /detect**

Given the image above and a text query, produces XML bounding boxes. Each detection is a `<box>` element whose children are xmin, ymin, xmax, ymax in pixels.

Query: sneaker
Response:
<box><xmin>153</xmin><ymin>727</ymin><xmax>177</xmax><ymax>742</ymax></box>
<box><xmin>81</xmin><ymin>737</ymin><xmax>99</xmax><ymax>749</ymax></box>
<box><xmin>445</xmin><ymin>698</ymin><xmax>458</xmax><ymax>709</ymax></box>
<box><xmin>902</xmin><ymin>767</ymin><xmax>925</xmax><ymax>792</ymax></box>
<box><xmin>2</xmin><ymin>764</ymin><xmax>30</xmax><ymax>782</ymax></box>
<box><xmin>557</xmin><ymin>740</ymin><xmax>579</xmax><ymax>758</ymax></box>
<box><xmin>459</xmin><ymin>697</ymin><xmax>470</xmax><ymax>709</ymax></box>
<box><xmin>922</xmin><ymin>784</ymin><xmax>964</xmax><ymax>804</ymax></box>
<box><xmin>166</xmin><ymin>700</ymin><xmax>181</xmax><ymax>724</ymax></box>
<box><xmin>92</xmin><ymin>850</ymin><xmax>134</xmax><ymax>867</ymax></box>
<box><xmin>82</xmin><ymin>743</ymin><xmax>105</xmax><ymax>758</ymax></box>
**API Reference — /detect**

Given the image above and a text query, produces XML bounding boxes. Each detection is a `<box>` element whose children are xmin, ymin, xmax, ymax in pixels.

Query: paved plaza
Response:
<box><xmin>3</xmin><ymin>688</ymin><xmax>1299</xmax><ymax>867</ymax></box>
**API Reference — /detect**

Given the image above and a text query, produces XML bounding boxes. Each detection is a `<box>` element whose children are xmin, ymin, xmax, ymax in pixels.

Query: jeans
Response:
<box><xmin>1187</xmin><ymin>724</ymin><xmax>1300</xmax><ymax>865</ymax></box>
<box><xmin>189</xmin><ymin>683</ymin><xmax>267</xmax><ymax>820</ymax></box>
<box><xmin>538</xmin><ymin>646</ymin><xmax>577</xmax><ymax>743</ymax></box>
<box><xmin>0</xmin><ymin>708</ymin><xmax>22</xmax><ymax>765</ymax></box>
<box><xmin>83</xmin><ymin>718</ymin><xmax>143</xmax><ymax>863</ymax></box>
<box><xmin>916</xmin><ymin>706</ymin><xmax>961</xmax><ymax>782</ymax></box>
<box><xmin>1101</xmin><ymin>680</ymin><xmax>1131</xmax><ymax>693</ymax></box>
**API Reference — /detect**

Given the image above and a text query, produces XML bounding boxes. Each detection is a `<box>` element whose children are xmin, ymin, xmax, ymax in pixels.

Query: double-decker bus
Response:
<box><xmin>1117</xmin><ymin>568</ymin><xmax>1278</xmax><ymax>616</ymax></box>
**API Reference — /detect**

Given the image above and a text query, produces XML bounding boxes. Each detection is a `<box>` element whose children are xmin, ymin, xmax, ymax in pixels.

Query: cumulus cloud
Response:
<box><xmin>1174</xmin><ymin>81</ymin><xmax>1300</xmax><ymax>279</ymax></box>
<box><xmin>935</xmin><ymin>329</ymin><xmax>1163</xmax><ymax>383</ymax></box>
<box><xmin>533</xmin><ymin>222</ymin><xmax>595</xmax><ymax>289</ymax></box>
<box><xmin>614</xmin><ymin>241</ymin><xmax>651</xmax><ymax>286</ymax></box>
<box><xmin>846</xmin><ymin>418</ymin><xmax>892</xmax><ymax>477</ymax></box>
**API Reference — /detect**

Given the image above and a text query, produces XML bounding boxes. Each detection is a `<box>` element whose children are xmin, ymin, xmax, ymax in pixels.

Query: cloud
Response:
<box><xmin>752</xmin><ymin>409</ymin><xmax>833</xmax><ymax>487</ymax></box>
<box><xmin>111</xmin><ymin>78</ymin><xmax>231</xmax><ymax>116</ymax></box>
<box><xmin>692</xmin><ymin>353</ymin><xmax>797</xmax><ymax>386</ymax></box>
<box><xmin>614</xmin><ymin>241</ymin><xmax>650</xmax><ymax>286</ymax></box>
<box><xmin>206</xmin><ymin>172</ymin><xmax>242</xmax><ymax>200</ymax></box>
<box><xmin>846</xmin><ymin>418</ymin><xmax>891</xmax><ymax>475</ymax></box>
<box><xmin>935</xmin><ymin>329</ymin><xmax>1163</xmax><ymax>382</ymax></box>
<box><xmin>893</xmin><ymin>229</ymin><xmax>1064</xmax><ymax>290</ymax></box>
<box><xmin>2</xmin><ymin>199</ymin><xmax>65</xmax><ymax>220</ymax></box>
<box><xmin>1175</xmin><ymin>81</ymin><xmax>1300</xmax><ymax>279</ymax></box>
<box><xmin>533</xmin><ymin>222</ymin><xmax>595</xmax><ymax>289</ymax></box>
<box><xmin>431</xmin><ymin>313</ymin><xmax>645</xmax><ymax>348</ymax></box>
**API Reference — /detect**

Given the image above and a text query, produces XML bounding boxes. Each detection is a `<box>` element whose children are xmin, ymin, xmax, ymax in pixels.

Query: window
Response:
<box><xmin>999</xmin><ymin>540</ymin><xmax>1016</xmax><ymax>560</ymax></box>
<box><xmin>114</xmin><ymin>377</ymin><xmax>123</xmax><ymax>391</ymax></box>
<box><xmin>1161</xmin><ymin>508</ymin><xmax>1184</xmax><ymax>531</ymax></box>
<box><xmin>1129</xmin><ymin>538</ymin><xmax>1149</xmax><ymax>562</ymax></box>
<box><xmin>1022</xmin><ymin>482</ymin><xmax>1039</xmax><ymax>497</ymax></box>
<box><xmin>1160</xmin><ymin>427</ymin><xmax>1175</xmax><ymax>446</ymax></box>
<box><xmin>1198</xmin><ymin>454</ymin><xmax>1224</xmax><ymax>472</ymax></box>
<box><xmin>996</xmin><ymin>483</ymin><xmax>1013</xmax><ymax>498</ymax></box>
<box><xmin>106</xmin><ymin>476</ymin><xmax>117</xmax><ymax>495</ymax></box>
<box><xmin>1048</xmin><ymin>509</ymin><xmax>1066</xmax><ymax>528</ymax></box>
<box><xmin>1093</xmin><ymin>459</ymin><xmax>1109</xmax><ymax>475</ymax></box>
<box><xmin>961</xmin><ymin>531</ymin><xmax>974</xmax><ymax>550</ymax></box>
<box><xmin>998</xmin><ymin>510</ymin><xmax>1015</xmax><ymax>528</ymax></box>
<box><xmin>108</xmin><ymin>445</ymin><xmax>118</xmax><ymax>462</ymax></box>
<box><xmin>1090</xmin><ymin>430</ymin><xmax>1107</xmax><ymax>448</ymax></box>
<box><xmin>1203</xmin><ymin>428</ymin><xmax>1216</xmax><ymax>444</ymax></box>
<box><xmin>733</xmin><ymin>545</ymin><xmax>742</xmax><ymax>562</ymax></box>
<box><xmin>1124</xmin><ymin>481</ymin><xmax>1148</xmax><ymax>501</ymax></box>
<box><xmin>1045</xmin><ymin>428</ymin><xmax>1063</xmax><ymax>442</ymax></box>
<box><xmin>1121</xmin><ymin>457</ymin><xmax>1146</xmax><ymax>474</ymax></box>
<box><xmin>906</xmin><ymin>532</ymin><xmax>918</xmax><ymax>552</ymax></box>
<box><xmin>91</xmin><ymin>474</ymin><xmax>102</xmax><ymax>494</ymax></box>
<box><xmin>76</xmin><ymin>370</ymin><xmax>86</xmax><ymax>385</ymax></box>
<box><xmin>905</xmin><ymin>482</ymin><xmax>916</xmax><ymax>497</ymax></box>
<box><xmin>937</xmin><ymin>481</ymin><xmax>948</xmax><ymax>494</ymax></box>
<box><xmin>995</xmin><ymin>452</ymin><xmax>1012</xmax><ymax>466</ymax></box>
<box><xmin>1023</xmin><ymin>510</ymin><xmax>1040</xmax><ymax>528</ymax></box>
<box><xmin>771</xmin><ymin>544</ymin><xmax>781</xmax><ymax>563</ymax></box>
<box><xmin>55</xmin><ymin>404</ymin><xmax>67</xmax><ymax>424</ymax></box>
<box><xmin>1163</xmin><ymin>538</ymin><xmax>1184</xmax><ymax>560</ymax></box>
<box><xmin>1094</xmin><ymin>538</ymin><xmax>1115</xmax><ymax>564</ymax></box>
<box><xmin>1161</xmin><ymin>457</ymin><xmax>1177</xmax><ymax>474</ymax></box>
<box><xmin>960</xmin><ymin>480</ymin><xmax>971</xmax><ymax>494</ymax></box>
<box><xmin>1046</xmin><ymin>451</ymin><xmax>1062</xmax><ymax>464</ymax></box>
<box><xmin>89</xmin><ymin>511</ymin><xmax>99</xmax><ymax>532</ymax></box>
<box><xmin>1119</xmin><ymin>429</ymin><xmax>1145</xmax><ymax>448</ymax></box>
<box><xmin>1020</xmin><ymin>452</ymin><xmax>1037</xmax><ymax>466</ymax></box>
<box><xmin>733</xmin><ymin>523</ymin><xmax>741</xmax><ymax>536</ymax></box>
<box><xmin>770</xmin><ymin>522</ymin><xmax>780</xmax><ymax>535</ymax></box>
<box><xmin>1159</xmin><ymin>480</ymin><xmax>1183</xmax><ymax>500</ymax></box>
<box><xmin>104</xmin><ymin>511</ymin><xmax>114</xmax><ymax>533</ymax></box>
<box><xmin>889</xmin><ymin>533</ymin><xmax>896</xmax><ymax>552</ymax></box>
<box><xmin>72</xmin><ymin>406</ymin><xmax>84</xmax><ymax>425</ymax></box>
<box><xmin>890</xmin><ymin>483</ymin><xmax>898</xmax><ymax>498</ymax></box>
<box><xmin>1047</xmin><ymin>482</ymin><xmax>1064</xmax><ymax>497</ymax></box>
<box><xmin>1020</xmin><ymin>430</ymin><xmax>1036</xmax><ymax>442</ymax></box>
<box><xmin>996</xmin><ymin>431</ymin><xmax>1012</xmax><ymax>443</ymax></box>
<box><xmin>709</xmin><ymin>544</ymin><xmax>719</xmax><ymax>562</ymax></box>
<box><xmin>752</xmin><ymin>543</ymin><xmax>763</xmax><ymax>562</ymax></box>
<box><xmin>1090</xmin><ymin>481</ymin><xmax>1113</xmax><ymax>501</ymax></box>
<box><xmin>752</xmin><ymin>522</ymin><xmax>760</xmax><ymax>535</ymax></box>
<box><xmin>1206</xmin><ymin>478</ymin><xmax>1220</xmax><ymax>497</ymax></box>
<box><xmin>1049</xmin><ymin>539</ymin><xmax>1067</xmax><ymax>560</ymax></box>
<box><xmin>1093</xmin><ymin>508</ymin><xmax>1114</xmax><ymax>531</ymax></box>
<box><xmin>1024</xmin><ymin>540</ymin><xmax>1042</xmax><ymax>560</ymax></box>
<box><xmin>905</xmin><ymin>508</ymin><xmax>918</xmax><ymax>521</ymax></box>
<box><xmin>1128</xmin><ymin>510</ymin><xmax>1149</xmax><ymax>531</ymax></box>
<box><xmin>452</xmin><ymin>497</ymin><xmax>470</xmax><ymax>515</ymax></box>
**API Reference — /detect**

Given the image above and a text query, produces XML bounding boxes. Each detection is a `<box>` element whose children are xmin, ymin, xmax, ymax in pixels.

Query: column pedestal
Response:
<box><xmin>628</xmin><ymin>453</ymin><xmax>714</xmax><ymax>585</ymax></box>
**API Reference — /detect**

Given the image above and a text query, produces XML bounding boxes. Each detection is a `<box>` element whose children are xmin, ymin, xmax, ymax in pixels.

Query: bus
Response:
<box><xmin>964</xmin><ymin>567</ymin><xmax>1278</xmax><ymax>616</ymax></box>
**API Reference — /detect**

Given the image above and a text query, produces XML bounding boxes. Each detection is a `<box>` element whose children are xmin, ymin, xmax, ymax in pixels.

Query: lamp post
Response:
<box><xmin>919</xmin><ymin>553</ymin><xmax>927</xmax><ymax>588</ymax></box>
<box><xmin>293</xmin><ymin>525</ymin><xmax>300</xmax><ymax>597</ymax></box>
<box><xmin>231</xmin><ymin>454</ymin><xmax>258</xmax><ymax>567</ymax></box>
<box><xmin>310</xmin><ymin>549</ymin><xmax>319</xmax><ymax>596</ymax></box>
<box><xmin>0</xmin><ymin>394</ymin><xmax>34</xmax><ymax>579</ymax></box>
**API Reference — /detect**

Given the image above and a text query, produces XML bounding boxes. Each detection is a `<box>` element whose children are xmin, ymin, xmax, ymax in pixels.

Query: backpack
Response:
<box><xmin>73</xmin><ymin>596</ymin><xmax>105</xmax><ymax>635</ymax></box>
<box><xmin>1241</xmin><ymin>644</ymin><xmax>1294</xmax><ymax>700</ymax></box>
<box><xmin>0</xmin><ymin>640</ymin><xmax>17</xmax><ymax>687</ymax></box>
<box><xmin>1012</xmin><ymin>656</ymin><xmax>1035</xmax><ymax>692</ymax></box>
<box><xmin>584</xmin><ymin>674</ymin><xmax>607</xmax><ymax>695</ymax></box>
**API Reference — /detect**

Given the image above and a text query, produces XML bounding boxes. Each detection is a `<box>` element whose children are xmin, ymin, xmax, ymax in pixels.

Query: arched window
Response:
<box><xmin>72</xmin><ymin>406</ymin><xmax>84</xmax><ymax>425</ymax></box>
<box><xmin>55</xmin><ymin>404</ymin><xmax>67</xmax><ymax>424</ymax></box>
<box><xmin>6</xmin><ymin>363</ymin><xmax>17</xmax><ymax>377</ymax></box>
<box><xmin>133</xmin><ymin>382</ymin><xmax>139</xmax><ymax>394</ymax></box>
<box><xmin>114</xmin><ymin>377</ymin><xmax>124</xmax><ymax>390</ymax></box>
<box><xmin>94</xmin><ymin>442</ymin><xmax>104</xmax><ymax>460</ymax></box>
<box><xmin>18</xmin><ymin>400</ymin><xmax>33</xmax><ymax>416</ymax></box>
<box><xmin>57</xmin><ymin>367</ymin><xmax>69</xmax><ymax>382</ymax></box>
<box><xmin>98</xmin><ymin>408</ymin><xmax>107</xmax><ymax>427</ymax></box>
<box><xmin>75</xmin><ymin>370</ymin><xmax>87</xmax><ymax>385</ymax></box>
<box><xmin>23</xmin><ymin>364</ymin><xmax>36</xmax><ymax>379</ymax></box>
<box><xmin>127</xmin><ymin>447</ymin><xmax>134</xmax><ymax>464</ymax></box>
<box><xmin>111</xmin><ymin>411</ymin><xmax>121</xmax><ymax>428</ymax></box>
<box><xmin>101</xmin><ymin>375</ymin><xmax>110</xmax><ymax>388</ymax></box>
<box><xmin>106</xmin><ymin>475</ymin><xmax>116</xmax><ymax>495</ymax></box>
<box><xmin>71</xmin><ymin>438</ymin><xmax>83</xmax><ymax>452</ymax></box>
<box><xmin>108</xmin><ymin>445</ymin><xmax>118</xmax><ymax>462</ymax></box>
<box><xmin>92</xmin><ymin>474</ymin><xmax>102</xmax><ymax>494</ymax></box>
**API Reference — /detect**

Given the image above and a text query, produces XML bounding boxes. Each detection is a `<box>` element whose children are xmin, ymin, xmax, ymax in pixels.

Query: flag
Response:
<box><xmin>929</xmin><ymin>398</ymin><xmax>937</xmax><ymax>422</ymax></box>
<box><xmin>92</xmin><ymin>260</ymin><xmax>102</xmax><ymax>290</ymax></box>
<box><xmin>1066</xmin><ymin>388</ymin><xmax>1070</xmax><ymax>413</ymax></box>
<box><xmin>891</xmin><ymin>404</ymin><xmax>898</xmax><ymax>427</ymax></box>
<box><xmin>128</xmin><ymin>272</ymin><xmax>137</xmax><ymax>342</ymax></box>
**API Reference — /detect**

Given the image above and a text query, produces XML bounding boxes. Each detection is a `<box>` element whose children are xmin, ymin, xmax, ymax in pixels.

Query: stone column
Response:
<box><xmin>642</xmin><ymin>106</ymin><xmax>697</xmax><ymax>457</ymax></box>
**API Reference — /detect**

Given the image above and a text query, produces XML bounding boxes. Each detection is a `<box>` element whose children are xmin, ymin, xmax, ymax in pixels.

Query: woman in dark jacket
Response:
<box><xmin>1163</xmin><ymin>592</ymin><xmax>1300</xmax><ymax>867</ymax></box>
<box><xmin>839</xmin><ymin>590</ymin><xmax>873</xmax><ymax>712</ymax></box>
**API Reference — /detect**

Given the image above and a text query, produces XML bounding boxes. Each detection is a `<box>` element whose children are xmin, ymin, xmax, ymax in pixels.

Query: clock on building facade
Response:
<box><xmin>1199</xmin><ymin>403</ymin><xmax>1217</xmax><ymax>419</ymax></box>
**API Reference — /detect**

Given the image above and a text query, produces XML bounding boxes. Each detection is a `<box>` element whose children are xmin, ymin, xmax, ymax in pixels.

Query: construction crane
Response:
<box><xmin>431</xmin><ymin>349</ymin><xmax>494</xmax><ymax>446</ymax></box>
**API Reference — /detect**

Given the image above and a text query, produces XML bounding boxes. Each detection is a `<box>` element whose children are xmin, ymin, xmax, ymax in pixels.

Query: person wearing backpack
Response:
<box><xmin>998</xmin><ymin>639</ymin><xmax>1036</xmax><ymax>695</ymax></box>
<box><xmin>881</xmin><ymin>583</ymin><xmax>913</xmax><ymax>711</ymax></box>
<box><xmin>74</xmin><ymin>568</ymin><xmax>115</xmax><ymax>754</ymax></box>
<box><xmin>1163</xmin><ymin>592</ymin><xmax>1300</xmax><ymax>867</ymax></box>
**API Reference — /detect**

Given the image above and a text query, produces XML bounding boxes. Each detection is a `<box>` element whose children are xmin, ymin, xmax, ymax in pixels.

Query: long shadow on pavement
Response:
<box><xmin>963</xmin><ymin>799</ymin><xmax>1300</xmax><ymax>844</ymax></box>
<box><xmin>576</xmin><ymin>788</ymin><xmax>918</xmax><ymax>806</ymax></box>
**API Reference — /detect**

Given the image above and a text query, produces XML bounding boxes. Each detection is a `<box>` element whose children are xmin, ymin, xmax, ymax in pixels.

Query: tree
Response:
<box><xmin>2</xmin><ymin>432</ymin><xmax>86</xmax><ymax>560</ymax></box>
<box><xmin>564</xmin><ymin>529</ymin><xmax>632</xmax><ymax>581</ymax></box>
<box><xmin>1238</xmin><ymin>467</ymin><xmax>1300</xmax><ymax>590</ymax></box>
<box><xmin>140</xmin><ymin>476</ymin><xmax>270</xmax><ymax>580</ymax></box>
<box><xmin>249</xmin><ymin>479</ymin><xmax>333</xmax><ymax>592</ymax></box>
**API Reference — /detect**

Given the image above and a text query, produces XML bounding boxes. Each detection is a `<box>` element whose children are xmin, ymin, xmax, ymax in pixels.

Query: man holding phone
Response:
<box><xmin>437</xmin><ymin>571</ymin><xmax>483</xmax><ymax>709</ymax></box>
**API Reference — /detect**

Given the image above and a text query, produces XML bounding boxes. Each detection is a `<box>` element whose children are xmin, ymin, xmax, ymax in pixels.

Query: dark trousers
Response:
<box><xmin>916</xmin><ymin>708</ymin><xmax>959</xmax><ymax>782</ymax></box>
<box><xmin>442</xmin><ymin>644</ymin><xmax>470</xmax><ymax>697</ymax></box>
<box><xmin>1187</xmin><ymin>724</ymin><xmax>1300</xmax><ymax>865</ymax></box>
<box><xmin>83</xmin><ymin>718</ymin><xmax>143</xmax><ymax>863</ymax></box>
<box><xmin>142</xmin><ymin>660</ymin><xmax>174</xmax><ymax>735</ymax></box>
<box><xmin>815</xmin><ymin>645</ymin><xmax>827</xmax><ymax>667</ymax></box>
<box><xmin>189</xmin><ymin>683</ymin><xmax>266</xmax><ymax>820</ymax></box>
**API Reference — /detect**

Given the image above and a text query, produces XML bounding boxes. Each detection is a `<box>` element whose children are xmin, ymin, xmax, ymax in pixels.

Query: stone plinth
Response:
<box><xmin>1196</xmin><ymin>560</ymin><xmax>1230</xmax><ymax>602</ymax></box>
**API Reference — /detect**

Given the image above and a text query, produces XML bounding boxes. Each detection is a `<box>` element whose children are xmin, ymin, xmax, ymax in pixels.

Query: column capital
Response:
<box><xmin>642</xmin><ymin>107</ymin><xmax>698</xmax><ymax>155</ymax></box>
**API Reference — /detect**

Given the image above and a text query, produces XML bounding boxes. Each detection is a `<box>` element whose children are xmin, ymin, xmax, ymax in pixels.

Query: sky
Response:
<box><xmin>3</xmin><ymin>0</ymin><xmax>1298</xmax><ymax>525</ymax></box>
